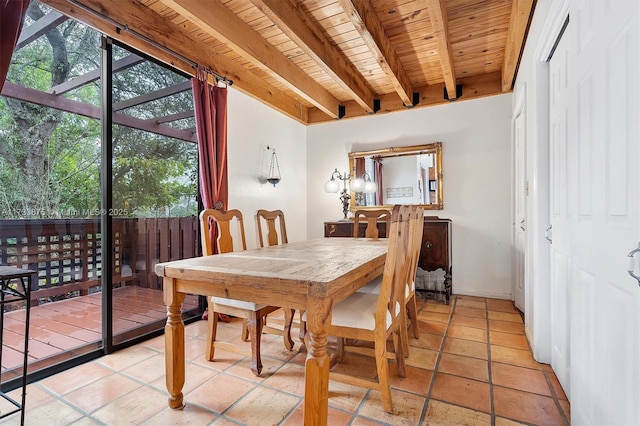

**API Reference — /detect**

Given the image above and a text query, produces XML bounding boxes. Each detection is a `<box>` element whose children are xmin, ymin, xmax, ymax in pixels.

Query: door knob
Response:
<box><xmin>626</xmin><ymin>243</ymin><xmax>640</xmax><ymax>286</ymax></box>
<box><xmin>545</xmin><ymin>225</ymin><xmax>552</xmax><ymax>244</ymax></box>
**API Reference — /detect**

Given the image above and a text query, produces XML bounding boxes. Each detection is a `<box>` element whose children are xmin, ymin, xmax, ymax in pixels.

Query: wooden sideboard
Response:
<box><xmin>324</xmin><ymin>216</ymin><xmax>452</xmax><ymax>303</ymax></box>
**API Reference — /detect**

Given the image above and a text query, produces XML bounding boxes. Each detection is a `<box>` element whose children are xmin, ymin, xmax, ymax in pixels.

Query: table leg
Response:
<box><xmin>304</xmin><ymin>299</ymin><xmax>330</xmax><ymax>426</ymax></box>
<box><xmin>164</xmin><ymin>278</ymin><xmax>186</xmax><ymax>409</ymax></box>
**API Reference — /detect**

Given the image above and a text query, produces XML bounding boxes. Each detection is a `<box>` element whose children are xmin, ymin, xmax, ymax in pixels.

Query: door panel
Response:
<box><xmin>566</xmin><ymin>0</ymin><xmax>639</xmax><ymax>424</ymax></box>
<box><xmin>549</xmin><ymin>29</ymin><xmax>571</xmax><ymax>394</ymax></box>
<box><xmin>514</xmin><ymin>110</ymin><xmax>526</xmax><ymax>312</ymax></box>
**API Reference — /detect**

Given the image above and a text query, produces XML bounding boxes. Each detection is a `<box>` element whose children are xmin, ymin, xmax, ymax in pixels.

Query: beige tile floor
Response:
<box><xmin>0</xmin><ymin>294</ymin><xmax>570</xmax><ymax>425</ymax></box>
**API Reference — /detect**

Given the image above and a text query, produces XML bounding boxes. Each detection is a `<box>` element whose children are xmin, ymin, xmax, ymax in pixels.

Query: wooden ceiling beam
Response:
<box><xmin>15</xmin><ymin>10</ymin><xmax>68</xmax><ymax>50</ymax></box>
<box><xmin>425</xmin><ymin>0</ymin><xmax>457</xmax><ymax>100</ymax></box>
<box><xmin>161</xmin><ymin>0</ymin><xmax>341</xmax><ymax>119</ymax></box>
<box><xmin>40</xmin><ymin>0</ymin><xmax>309</xmax><ymax>124</ymax></box>
<box><xmin>502</xmin><ymin>0</ymin><xmax>535</xmax><ymax>92</ymax></box>
<box><xmin>307</xmin><ymin>71</ymin><xmax>502</xmax><ymax>124</ymax></box>
<box><xmin>339</xmin><ymin>0</ymin><xmax>415</xmax><ymax>107</ymax></box>
<box><xmin>250</xmin><ymin>0</ymin><xmax>376</xmax><ymax>114</ymax></box>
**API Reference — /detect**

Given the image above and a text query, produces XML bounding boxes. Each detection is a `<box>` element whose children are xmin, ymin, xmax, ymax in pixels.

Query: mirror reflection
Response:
<box><xmin>348</xmin><ymin>142</ymin><xmax>443</xmax><ymax>211</ymax></box>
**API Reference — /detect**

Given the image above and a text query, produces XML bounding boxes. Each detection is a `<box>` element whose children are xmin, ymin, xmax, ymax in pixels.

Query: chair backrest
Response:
<box><xmin>406</xmin><ymin>205</ymin><xmax>424</xmax><ymax>292</ymax></box>
<box><xmin>199</xmin><ymin>209</ymin><xmax>247</xmax><ymax>255</ymax></box>
<box><xmin>376</xmin><ymin>205</ymin><xmax>413</xmax><ymax>326</ymax></box>
<box><xmin>353</xmin><ymin>209</ymin><xmax>391</xmax><ymax>239</ymax></box>
<box><xmin>255</xmin><ymin>209</ymin><xmax>288</xmax><ymax>247</ymax></box>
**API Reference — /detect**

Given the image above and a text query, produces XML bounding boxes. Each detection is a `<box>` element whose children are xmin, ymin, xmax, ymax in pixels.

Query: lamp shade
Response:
<box><xmin>324</xmin><ymin>179</ymin><xmax>340</xmax><ymax>193</ymax></box>
<box><xmin>349</xmin><ymin>178</ymin><xmax>364</xmax><ymax>192</ymax></box>
<box><xmin>364</xmin><ymin>180</ymin><xmax>377</xmax><ymax>194</ymax></box>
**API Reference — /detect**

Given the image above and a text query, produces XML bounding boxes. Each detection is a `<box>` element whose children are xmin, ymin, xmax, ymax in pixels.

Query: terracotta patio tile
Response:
<box><xmin>431</xmin><ymin>373</ymin><xmax>491</xmax><ymax>413</ymax></box>
<box><xmin>424</xmin><ymin>400</ymin><xmax>491</xmax><ymax>425</ymax></box>
<box><xmin>488</xmin><ymin>311</ymin><xmax>523</xmax><ymax>324</ymax></box>
<box><xmin>455</xmin><ymin>306</ymin><xmax>487</xmax><ymax>319</ymax></box>
<box><xmin>491</xmin><ymin>362</ymin><xmax>551</xmax><ymax>396</ymax></box>
<box><xmin>450</xmin><ymin>314</ymin><xmax>487</xmax><ymax>330</ymax></box>
<box><xmin>491</xmin><ymin>345</ymin><xmax>541</xmax><ymax>370</ymax></box>
<box><xmin>438</xmin><ymin>353</ymin><xmax>488</xmax><ymax>382</ymax></box>
<box><xmin>455</xmin><ymin>298</ymin><xmax>487</xmax><ymax>310</ymax></box>
<box><xmin>443</xmin><ymin>337</ymin><xmax>488</xmax><ymax>360</ymax></box>
<box><xmin>447</xmin><ymin>325</ymin><xmax>488</xmax><ymax>343</ymax></box>
<box><xmin>489</xmin><ymin>319</ymin><xmax>525</xmax><ymax>335</ymax></box>
<box><xmin>493</xmin><ymin>386</ymin><xmax>565</xmax><ymax>425</ymax></box>
<box><xmin>225</xmin><ymin>386</ymin><xmax>300</xmax><ymax>425</ymax></box>
<box><xmin>490</xmin><ymin>330</ymin><xmax>530</xmax><ymax>350</ymax></box>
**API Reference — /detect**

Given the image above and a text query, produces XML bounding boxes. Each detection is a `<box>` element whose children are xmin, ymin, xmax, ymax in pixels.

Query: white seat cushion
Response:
<box><xmin>357</xmin><ymin>276</ymin><xmax>415</xmax><ymax>299</ymax></box>
<box><xmin>211</xmin><ymin>296</ymin><xmax>269</xmax><ymax>311</ymax></box>
<box><xmin>356</xmin><ymin>276</ymin><xmax>382</xmax><ymax>294</ymax></box>
<box><xmin>301</xmin><ymin>292</ymin><xmax>401</xmax><ymax>331</ymax></box>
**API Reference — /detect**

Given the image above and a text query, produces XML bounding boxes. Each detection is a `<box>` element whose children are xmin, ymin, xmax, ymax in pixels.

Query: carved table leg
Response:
<box><xmin>247</xmin><ymin>311</ymin><xmax>264</xmax><ymax>376</ymax></box>
<box><xmin>164</xmin><ymin>278</ymin><xmax>186</xmax><ymax>409</ymax></box>
<box><xmin>304</xmin><ymin>298</ymin><xmax>330</xmax><ymax>426</ymax></box>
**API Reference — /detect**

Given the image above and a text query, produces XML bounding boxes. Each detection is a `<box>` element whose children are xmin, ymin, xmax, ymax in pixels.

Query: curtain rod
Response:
<box><xmin>67</xmin><ymin>0</ymin><xmax>233</xmax><ymax>86</ymax></box>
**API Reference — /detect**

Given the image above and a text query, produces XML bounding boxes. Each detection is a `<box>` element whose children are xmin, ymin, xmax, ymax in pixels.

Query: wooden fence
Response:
<box><xmin>0</xmin><ymin>217</ymin><xmax>199</xmax><ymax>305</ymax></box>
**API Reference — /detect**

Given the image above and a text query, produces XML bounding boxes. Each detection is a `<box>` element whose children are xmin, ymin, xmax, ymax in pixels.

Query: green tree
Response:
<box><xmin>0</xmin><ymin>1</ymin><xmax>197</xmax><ymax>219</ymax></box>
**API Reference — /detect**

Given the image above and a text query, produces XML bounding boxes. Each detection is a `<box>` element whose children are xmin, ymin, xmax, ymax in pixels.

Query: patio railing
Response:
<box><xmin>0</xmin><ymin>217</ymin><xmax>199</xmax><ymax>306</ymax></box>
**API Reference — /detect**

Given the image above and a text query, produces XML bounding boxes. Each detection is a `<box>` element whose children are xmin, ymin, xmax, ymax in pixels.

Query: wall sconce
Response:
<box><xmin>266</xmin><ymin>146</ymin><xmax>281</xmax><ymax>186</ymax></box>
<box><xmin>324</xmin><ymin>168</ymin><xmax>376</xmax><ymax>220</ymax></box>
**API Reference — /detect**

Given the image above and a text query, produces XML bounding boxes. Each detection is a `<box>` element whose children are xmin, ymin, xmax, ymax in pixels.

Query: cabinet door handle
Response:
<box><xmin>520</xmin><ymin>219</ymin><xmax>525</xmax><ymax>232</ymax></box>
<box><xmin>545</xmin><ymin>225</ymin><xmax>552</xmax><ymax>244</ymax></box>
<box><xmin>425</xmin><ymin>240</ymin><xmax>433</xmax><ymax>249</ymax></box>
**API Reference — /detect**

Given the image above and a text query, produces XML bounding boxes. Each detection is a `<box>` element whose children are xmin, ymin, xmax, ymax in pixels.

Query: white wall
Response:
<box><xmin>226</xmin><ymin>89</ymin><xmax>307</xmax><ymax>248</ymax></box>
<box><xmin>307</xmin><ymin>94</ymin><xmax>514</xmax><ymax>298</ymax></box>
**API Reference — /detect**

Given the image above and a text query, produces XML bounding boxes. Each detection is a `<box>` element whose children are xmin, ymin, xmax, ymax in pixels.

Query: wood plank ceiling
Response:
<box><xmin>41</xmin><ymin>0</ymin><xmax>535</xmax><ymax>125</ymax></box>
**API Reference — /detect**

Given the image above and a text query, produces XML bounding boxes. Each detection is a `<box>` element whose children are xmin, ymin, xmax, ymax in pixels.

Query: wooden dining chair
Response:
<box><xmin>353</xmin><ymin>209</ymin><xmax>391</xmax><ymax>239</ymax></box>
<box><xmin>255</xmin><ymin>209</ymin><xmax>288</xmax><ymax>247</ymax></box>
<box><xmin>305</xmin><ymin>205</ymin><xmax>413</xmax><ymax>413</ymax></box>
<box><xmin>355</xmin><ymin>206</ymin><xmax>424</xmax><ymax>354</ymax></box>
<box><xmin>200</xmin><ymin>208</ymin><xmax>293</xmax><ymax>376</ymax></box>
<box><xmin>254</xmin><ymin>209</ymin><xmax>297</xmax><ymax>343</ymax></box>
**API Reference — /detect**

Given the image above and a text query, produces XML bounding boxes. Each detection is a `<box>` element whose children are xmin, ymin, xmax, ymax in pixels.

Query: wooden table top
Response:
<box><xmin>155</xmin><ymin>237</ymin><xmax>388</xmax><ymax>309</ymax></box>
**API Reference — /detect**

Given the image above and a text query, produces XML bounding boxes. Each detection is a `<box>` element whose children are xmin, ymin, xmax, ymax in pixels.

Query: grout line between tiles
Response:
<box><xmin>485</xmin><ymin>298</ymin><xmax>496</xmax><ymax>426</ymax></box>
<box><xmin>417</xmin><ymin>295</ymin><xmax>457</xmax><ymax>424</ymax></box>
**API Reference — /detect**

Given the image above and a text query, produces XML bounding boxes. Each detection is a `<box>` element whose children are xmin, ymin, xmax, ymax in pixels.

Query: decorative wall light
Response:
<box><xmin>324</xmin><ymin>168</ymin><xmax>376</xmax><ymax>220</ymax></box>
<box><xmin>266</xmin><ymin>146</ymin><xmax>281</xmax><ymax>186</ymax></box>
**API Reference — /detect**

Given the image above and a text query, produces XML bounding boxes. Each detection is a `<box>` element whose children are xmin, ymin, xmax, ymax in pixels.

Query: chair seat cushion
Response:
<box><xmin>302</xmin><ymin>292</ymin><xmax>400</xmax><ymax>331</ymax></box>
<box><xmin>211</xmin><ymin>296</ymin><xmax>269</xmax><ymax>311</ymax></box>
<box><xmin>356</xmin><ymin>276</ymin><xmax>415</xmax><ymax>299</ymax></box>
<box><xmin>356</xmin><ymin>276</ymin><xmax>382</xmax><ymax>294</ymax></box>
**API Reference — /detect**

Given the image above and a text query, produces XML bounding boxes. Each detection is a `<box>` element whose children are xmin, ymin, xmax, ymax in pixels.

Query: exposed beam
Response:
<box><xmin>161</xmin><ymin>0</ymin><xmax>341</xmax><ymax>119</ymax></box>
<box><xmin>40</xmin><ymin>0</ymin><xmax>309</xmax><ymax>124</ymax></box>
<box><xmin>15</xmin><ymin>10</ymin><xmax>68</xmax><ymax>50</ymax></box>
<box><xmin>48</xmin><ymin>54</ymin><xmax>144</xmax><ymax>95</ymax></box>
<box><xmin>338</xmin><ymin>0</ymin><xmax>415</xmax><ymax>106</ymax></box>
<box><xmin>113</xmin><ymin>80</ymin><xmax>191</xmax><ymax>111</ymax></box>
<box><xmin>308</xmin><ymin>71</ymin><xmax>503</xmax><ymax>124</ymax></box>
<box><xmin>426</xmin><ymin>0</ymin><xmax>457</xmax><ymax>100</ymax></box>
<box><xmin>150</xmin><ymin>110</ymin><xmax>194</xmax><ymax>124</ymax></box>
<box><xmin>1</xmin><ymin>82</ymin><xmax>197</xmax><ymax>143</ymax></box>
<box><xmin>502</xmin><ymin>0</ymin><xmax>535</xmax><ymax>92</ymax></box>
<box><xmin>250</xmin><ymin>0</ymin><xmax>376</xmax><ymax>114</ymax></box>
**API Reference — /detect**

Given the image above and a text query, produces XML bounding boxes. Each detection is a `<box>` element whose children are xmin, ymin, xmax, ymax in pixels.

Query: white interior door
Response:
<box><xmin>548</xmin><ymin>24</ymin><xmax>571</xmax><ymax>396</ymax></box>
<box><xmin>567</xmin><ymin>1</ymin><xmax>640</xmax><ymax>424</ymax></box>
<box><xmin>513</xmin><ymin>110</ymin><xmax>526</xmax><ymax>312</ymax></box>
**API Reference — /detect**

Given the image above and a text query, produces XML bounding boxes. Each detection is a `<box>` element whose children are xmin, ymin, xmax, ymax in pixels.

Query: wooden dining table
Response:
<box><xmin>155</xmin><ymin>237</ymin><xmax>388</xmax><ymax>425</ymax></box>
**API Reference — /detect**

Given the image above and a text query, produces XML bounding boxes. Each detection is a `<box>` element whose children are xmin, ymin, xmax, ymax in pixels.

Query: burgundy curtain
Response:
<box><xmin>192</xmin><ymin>67</ymin><xmax>228</xmax><ymax>254</ymax></box>
<box><xmin>0</xmin><ymin>0</ymin><xmax>30</xmax><ymax>92</ymax></box>
<box><xmin>355</xmin><ymin>157</ymin><xmax>364</xmax><ymax>177</ymax></box>
<box><xmin>374</xmin><ymin>158</ymin><xmax>383</xmax><ymax>205</ymax></box>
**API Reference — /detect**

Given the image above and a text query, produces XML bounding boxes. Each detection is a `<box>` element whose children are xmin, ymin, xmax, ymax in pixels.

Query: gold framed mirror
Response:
<box><xmin>348</xmin><ymin>142</ymin><xmax>443</xmax><ymax>211</ymax></box>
